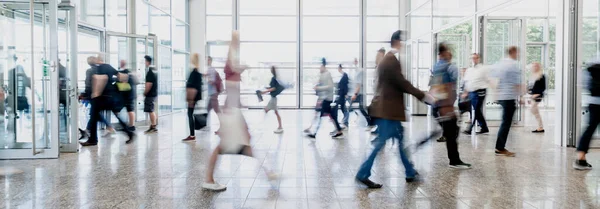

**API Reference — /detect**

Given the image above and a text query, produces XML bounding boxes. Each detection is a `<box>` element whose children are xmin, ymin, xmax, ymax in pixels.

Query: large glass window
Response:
<box><xmin>149</xmin><ymin>7</ymin><xmax>171</xmax><ymax>46</ymax></box>
<box><xmin>173</xmin><ymin>20</ymin><xmax>188</xmax><ymax>51</ymax></box>
<box><xmin>75</xmin><ymin>0</ymin><xmax>105</xmax><ymax>27</ymax></box>
<box><xmin>105</xmin><ymin>0</ymin><xmax>127</xmax><ymax>33</ymax></box>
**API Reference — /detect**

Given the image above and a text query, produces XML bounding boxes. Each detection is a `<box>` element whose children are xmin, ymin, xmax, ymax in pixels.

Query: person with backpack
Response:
<box><xmin>259</xmin><ymin>66</ymin><xmax>285</xmax><ymax>134</ymax></box>
<box><xmin>574</xmin><ymin>60</ymin><xmax>600</xmax><ymax>170</ymax></box>
<box><xmin>430</xmin><ymin>42</ymin><xmax>472</xmax><ymax>169</ymax></box>
<box><xmin>206</xmin><ymin>56</ymin><xmax>222</xmax><ymax>115</ymax></box>
<box><xmin>183</xmin><ymin>54</ymin><xmax>204</xmax><ymax>141</ymax></box>
<box><xmin>79</xmin><ymin>54</ymin><xmax>134</xmax><ymax>146</ymax></box>
<box><xmin>117</xmin><ymin>59</ymin><xmax>137</xmax><ymax>131</ymax></box>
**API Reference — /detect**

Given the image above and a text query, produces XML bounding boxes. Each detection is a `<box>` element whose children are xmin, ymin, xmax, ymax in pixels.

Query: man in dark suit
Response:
<box><xmin>355</xmin><ymin>30</ymin><xmax>435</xmax><ymax>188</ymax></box>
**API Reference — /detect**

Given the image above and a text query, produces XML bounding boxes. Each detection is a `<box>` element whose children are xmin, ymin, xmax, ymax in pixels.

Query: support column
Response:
<box><xmin>555</xmin><ymin>0</ymin><xmax>582</xmax><ymax>147</ymax></box>
<box><xmin>189</xmin><ymin>0</ymin><xmax>206</xmax><ymax>73</ymax></box>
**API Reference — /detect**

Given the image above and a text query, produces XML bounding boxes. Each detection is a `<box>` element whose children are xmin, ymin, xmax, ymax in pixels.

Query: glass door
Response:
<box><xmin>105</xmin><ymin>32</ymin><xmax>157</xmax><ymax>124</ymax></box>
<box><xmin>0</xmin><ymin>0</ymin><xmax>60</xmax><ymax>159</ymax></box>
<box><xmin>479</xmin><ymin>16</ymin><xmax>527</xmax><ymax>126</ymax></box>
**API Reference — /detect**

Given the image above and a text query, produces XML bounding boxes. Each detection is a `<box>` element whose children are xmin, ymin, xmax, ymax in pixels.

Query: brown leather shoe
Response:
<box><xmin>495</xmin><ymin>149</ymin><xmax>515</xmax><ymax>157</ymax></box>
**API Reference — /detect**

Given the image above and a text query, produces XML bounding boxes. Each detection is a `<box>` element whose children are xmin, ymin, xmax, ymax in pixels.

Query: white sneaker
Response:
<box><xmin>202</xmin><ymin>182</ymin><xmax>227</xmax><ymax>191</ymax></box>
<box><xmin>266</xmin><ymin>171</ymin><xmax>279</xmax><ymax>181</ymax></box>
<box><xmin>365</xmin><ymin>126</ymin><xmax>375</xmax><ymax>131</ymax></box>
<box><xmin>274</xmin><ymin>128</ymin><xmax>284</xmax><ymax>134</ymax></box>
<box><xmin>103</xmin><ymin>129</ymin><xmax>115</xmax><ymax>137</ymax></box>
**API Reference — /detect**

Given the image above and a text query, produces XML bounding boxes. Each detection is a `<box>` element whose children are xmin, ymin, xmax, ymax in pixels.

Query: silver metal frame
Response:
<box><xmin>0</xmin><ymin>0</ymin><xmax>60</xmax><ymax>159</ymax></box>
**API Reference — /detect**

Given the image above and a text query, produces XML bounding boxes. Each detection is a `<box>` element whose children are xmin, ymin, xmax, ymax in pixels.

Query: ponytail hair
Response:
<box><xmin>271</xmin><ymin>66</ymin><xmax>277</xmax><ymax>79</ymax></box>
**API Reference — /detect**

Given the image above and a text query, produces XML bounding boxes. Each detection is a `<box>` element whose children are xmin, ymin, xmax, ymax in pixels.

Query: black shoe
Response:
<box><xmin>78</xmin><ymin>129</ymin><xmax>89</xmax><ymax>140</ymax></box>
<box><xmin>476</xmin><ymin>130</ymin><xmax>489</xmax><ymax>134</ymax></box>
<box><xmin>79</xmin><ymin>141</ymin><xmax>97</xmax><ymax>146</ymax></box>
<box><xmin>532</xmin><ymin>129</ymin><xmax>545</xmax><ymax>133</ymax></box>
<box><xmin>125</xmin><ymin>133</ymin><xmax>135</xmax><ymax>144</ymax></box>
<box><xmin>332</xmin><ymin>132</ymin><xmax>344</xmax><ymax>139</ymax></box>
<box><xmin>356</xmin><ymin>178</ymin><xmax>383</xmax><ymax>189</ymax></box>
<box><xmin>128</xmin><ymin>126</ymin><xmax>136</xmax><ymax>131</ymax></box>
<box><xmin>436</xmin><ymin>136</ymin><xmax>446</xmax><ymax>142</ymax></box>
<box><xmin>573</xmin><ymin>160</ymin><xmax>593</xmax><ymax>170</ymax></box>
<box><xmin>449</xmin><ymin>162</ymin><xmax>472</xmax><ymax>170</ymax></box>
<box><xmin>405</xmin><ymin>172</ymin><xmax>421</xmax><ymax>183</ymax></box>
<box><xmin>144</xmin><ymin>126</ymin><xmax>158</xmax><ymax>134</ymax></box>
<box><xmin>463</xmin><ymin>130</ymin><xmax>471</xmax><ymax>135</ymax></box>
<box><xmin>307</xmin><ymin>134</ymin><xmax>316</xmax><ymax>138</ymax></box>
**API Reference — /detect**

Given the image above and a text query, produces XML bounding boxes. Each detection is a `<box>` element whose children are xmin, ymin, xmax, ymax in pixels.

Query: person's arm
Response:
<box><xmin>92</xmin><ymin>74</ymin><xmax>108</xmax><ymax>99</ymax></box>
<box><xmin>144</xmin><ymin>72</ymin><xmax>154</xmax><ymax>96</ymax></box>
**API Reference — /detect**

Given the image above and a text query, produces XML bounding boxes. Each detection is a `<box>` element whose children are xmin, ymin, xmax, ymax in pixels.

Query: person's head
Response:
<box><xmin>191</xmin><ymin>53</ymin><xmax>200</xmax><ymax>69</ymax></box>
<box><xmin>96</xmin><ymin>53</ymin><xmax>105</xmax><ymax>64</ymax></box>
<box><xmin>12</xmin><ymin>55</ymin><xmax>18</xmax><ymax>62</ymax></box>
<box><xmin>531</xmin><ymin>62</ymin><xmax>542</xmax><ymax>74</ymax></box>
<box><xmin>119</xmin><ymin>60</ymin><xmax>127</xmax><ymax>69</ymax></box>
<box><xmin>207</xmin><ymin>56</ymin><xmax>213</xmax><ymax>66</ymax></box>
<box><xmin>438</xmin><ymin>42</ymin><xmax>452</xmax><ymax>61</ymax></box>
<box><xmin>390</xmin><ymin>30</ymin><xmax>404</xmax><ymax>50</ymax></box>
<box><xmin>471</xmin><ymin>53</ymin><xmax>480</xmax><ymax>65</ymax></box>
<box><xmin>338</xmin><ymin>64</ymin><xmax>343</xmax><ymax>73</ymax></box>
<box><xmin>144</xmin><ymin>55</ymin><xmax>152</xmax><ymax>67</ymax></box>
<box><xmin>320</xmin><ymin>58</ymin><xmax>327</xmax><ymax>73</ymax></box>
<box><xmin>376</xmin><ymin>48</ymin><xmax>385</xmax><ymax>66</ymax></box>
<box><xmin>271</xmin><ymin>66</ymin><xmax>277</xmax><ymax>78</ymax></box>
<box><xmin>353</xmin><ymin>58</ymin><xmax>358</xmax><ymax>66</ymax></box>
<box><xmin>87</xmin><ymin>56</ymin><xmax>97</xmax><ymax>66</ymax></box>
<box><xmin>507</xmin><ymin>46</ymin><xmax>519</xmax><ymax>60</ymax></box>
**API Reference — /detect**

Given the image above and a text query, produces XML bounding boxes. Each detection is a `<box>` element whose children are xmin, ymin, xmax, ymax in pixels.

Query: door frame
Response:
<box><xmin>0</xmin><ymin>0</ymin><xmax>60</xmax><ymax>159</ymax></box>
<box><xmin>479</xmin><ymin>16</ymin><xmax>527</xmax><ymax>127</ymax></box>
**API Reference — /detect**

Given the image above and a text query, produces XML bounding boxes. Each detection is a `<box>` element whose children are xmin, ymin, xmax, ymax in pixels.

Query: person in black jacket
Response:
<box><xmin>334</xmin><ymin>64</ymin><xmax>349</xmax><ymax>130</ymax></box>
<box><xmin>528</xmin><ymin>63</ymin><xmax>546</xmax><ymax>133</ymax></box>
<box><xmin>183</xmin><ymin>54</ymin><xmax>203</xmax><ymax>141</ymax></box>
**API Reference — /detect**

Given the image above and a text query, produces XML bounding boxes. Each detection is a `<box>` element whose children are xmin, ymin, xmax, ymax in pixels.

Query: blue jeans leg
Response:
<box><xmin>356</xmin><ymin>119</ymin><xmax>391</xmax><ymax>180</ymax></box>
<box><xmin>394</xmin><ymin>124</ymin><xmax>417</xmax><ymax>178</ymax></box>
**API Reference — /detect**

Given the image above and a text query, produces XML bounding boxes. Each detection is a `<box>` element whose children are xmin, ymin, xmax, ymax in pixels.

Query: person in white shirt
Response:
<box><xmin>462</xmin><ymin>53</ymin><xmax>490</xmax><ymax>135</ymax></box>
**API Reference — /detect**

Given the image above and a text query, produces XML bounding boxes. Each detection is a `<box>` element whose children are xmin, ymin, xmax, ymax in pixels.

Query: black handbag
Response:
<box><xmin>194</xmin><ymin>113</ymin><xmax>208</xmax><ymax>130</ymax></box>
<box><xmin>458</xmin><ymin>99</ymin><xmax>471</xmax><ymax>114</ymax></box>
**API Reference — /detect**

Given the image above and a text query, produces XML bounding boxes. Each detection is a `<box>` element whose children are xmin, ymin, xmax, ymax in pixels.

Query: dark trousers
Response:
<box><xmin>439</xmin><ymin>117</ymin><xmax>462</xmax><ymax>164</ymax></box>
<box><xmin>315</xmin><ymin>100</ymin><xmax>342</xmax><ymax>133</ymax></box>
<box><xmin>333</xmin><ymin>95</ymin><xmax>347</xmax><ymax>126</ymax></box>
<box><xmin>346</xmin><ymin>94</ymin><xmax>373</xmax><ymax>126</ymax></box>
<box><xmin>88</xmin><ymin>97</ymin><xmax>132</xmax><ymax>143</ymax></box>
<box><xmin>496</xmin><ymin>100</ymin><xmax>516</xmax><ymax>150</ymax></box>
<box><xmin>187</xmin><ymin>101</ymin><xmax>197</xmax><ymax>137</ymax></box>
<box><xmin>578</xmin><ymin>104</ymin><xmax>600</xmax><ymax>153</ymax></box>
<box><xmin>467</xmin><ymin>89</ymin><xmax>489</xmax><ymax>132</ymax></box>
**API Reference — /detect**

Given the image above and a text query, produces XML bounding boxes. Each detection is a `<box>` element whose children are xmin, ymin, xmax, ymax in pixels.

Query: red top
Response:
<box><xmin>224</xmin><ymin>62</ymin><xmax>241</xmax><ymax>81</ymax></box>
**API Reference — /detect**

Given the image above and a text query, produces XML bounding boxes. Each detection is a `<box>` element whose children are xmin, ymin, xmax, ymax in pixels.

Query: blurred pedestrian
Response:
<box><xmin>182</xmin><ymin>53</ymin><xmax>204</xmax><ymax>141</ymax></box>
<box><xmin>347</xmin><ymin>58</ymin><xmax>374</xmax><ymax>129</ymax></box>
<box><xmin>490</xmin><ymin>46</ymin><xmax>523</xmax><ymax>157</ymax></box>
<box><xmin>260</xmin><ymin>66</ymin><xmax>285</xmax><ymax>134</ymax></box>
<box><xmin>306</xmin><ymin>58</ymin><xmax>344</xmax><ymax>139</ymax></box>
<box><xmin>574</xmin><ymin>60</ymin><xmax>600</xmax><ymax>170</ymax></box>
<box><xmin>462</xmin><ymin>53</ymin><xmax>490</xmax><ymax>135</ymax></box>
<box><xmin>117</xmin><ymin>59</ymin><xmax>137</xmax><ymax>131</ymax></box>
<box><xmin>143</xmin><ymin>55</ymin><xmax>158</xmax><ymax>134</ymax></box>
<box><xmin>528</xmin><ymin>62</ymin><xmax>546</xmax><ymax>133</ymax></box>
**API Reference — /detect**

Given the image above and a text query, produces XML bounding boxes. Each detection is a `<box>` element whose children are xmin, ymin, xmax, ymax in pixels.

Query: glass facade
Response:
<box><xmin>205</xmin><ymin>0</ymin><xmax>401</xmax><ymax>108</ymax></box>
<box><xmin>74</xmin><ymin>0</ymin><xmax>189</xmax><ymax>115</ymax></box>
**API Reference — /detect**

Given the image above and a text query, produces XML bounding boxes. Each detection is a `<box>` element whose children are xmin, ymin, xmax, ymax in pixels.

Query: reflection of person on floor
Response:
<box><xmin>203</xmin><ymin>31</ymin><xmax>277</xmax><ymax>192</ymax></box>
<box><xmin>260</xmin><ymin>66</ymin><xmax>284</xmax><ymax>134</ymax></box>
<box><xmin>79</xmin><ymin>54</ymin><xmax>134</xmax><ymax>146</ymax></box>
<box><xmin>528</xmin><ymin>62</ymin><xmax>546</xmax><ymax>133</ymax></box>
<box><xmin>7</xmin><ymin>55</ymin><xmax>31</xmax><ymax>119</ymax></box>
<box><xmin>79</xmin><ymin>56</ymin><xmax>112</xmax><ymax>140</ymax></box>
<box><xmin>574</xmin><ymin>60</ymin><xmax>600</xmax><ymax>170</ymax></box>
<box><xmin>306</xmin><ymin>58</ymin><xmax>344</xmax><ymax>139</ymax></box>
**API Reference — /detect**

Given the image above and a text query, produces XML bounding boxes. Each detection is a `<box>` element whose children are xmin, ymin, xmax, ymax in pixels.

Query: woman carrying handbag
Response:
<box><xmin>182</xmin><ymin>53</ymin><xmax>204</xmax><ymax>141</ymax></box>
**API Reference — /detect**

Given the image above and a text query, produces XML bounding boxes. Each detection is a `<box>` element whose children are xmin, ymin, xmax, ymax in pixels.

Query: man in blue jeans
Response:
<box><xmin>356</xmin><ymin>30</ymin><xmax>435</xmax><ymax>188</ymax></box>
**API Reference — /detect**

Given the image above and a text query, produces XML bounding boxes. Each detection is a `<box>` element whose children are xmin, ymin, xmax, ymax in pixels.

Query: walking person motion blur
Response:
<box><xmin>347</xmin><ymin>58</ymin><xmax>374</xmax><ymax>129</ymax></box>
<box><xmin>334</xmin><ymin>64</ymin><xmax>349</xmax><ymax>129</ymax></box>
<box><xmin>573</xmin><ymin>60</ymin><xmax>600</xmax><ymax>170</ymax></box>
<box><xmin>117</xmin><ymin>60</ymin><xmax>137</xmax><ymax>131</ymax></box>
<box><xmin>143</xmin><ymin>55</ymin><xmax>159</xmax><ymax>134</ymax></box>
<box><xmin>206</xmin><ymin>56</ymin><xmax>222</xmax><ymax>115</ymax></box>
<box><xmin>183</xmin><ymin>54</ymin><xmax>204</xmax><ymax>141</ymax></box>
<box><xmin>430</xmin><ymin>43</ymin><xmax>472</xmax><ymax>169</ymax></box>
<box><xmin>79</xmin><ymin>54</ymin><xmax>134</xmax><ymax>146</ymax></box>
<box><xmin>203</xmin><ymin>31</ymin><xmax>277</xmax><ymax>191</ymax></box>
<box><xmin>369</xmin><ymin>48</ymin><xmax>386</xmax><ymax>136</ymax></box>
<box><xmin>356</xmin><ymin>30</ymin><xmax>437</xmax><ymax>188</ymax></box>
<box><xmin>259</xmin><ymin>66</ymin><xmax>285</xmax><ymax>134</ymax></box>
<box><xmin>528</xmin><ymin>62</ymin><xmax>546</xmax><ymax>133</ymax></box>
<box><xmin>462</xmin><ymin>53</ymin><xmax>490</xmax><ymax>135</ymax></box>
<box><xmin>490</xmin><ymin>46</ymin><xmax>523</xmax><ymax>157</ymax></box>
<box><xmin>306</xmin><ymin>58</ymin><xmax>344</xmax><ymax>139</ymax></box>
<box><xmin>79</xmin><ymin>56</ymin><xmax>113</xmax><ymax>139</ymax></box>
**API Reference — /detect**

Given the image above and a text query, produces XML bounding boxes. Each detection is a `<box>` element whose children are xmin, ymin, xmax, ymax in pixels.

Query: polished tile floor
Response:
<box><xmin>1</xmin><ymin>109</ymin><xmax>600</xmax><ymax>209</ymax></box>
